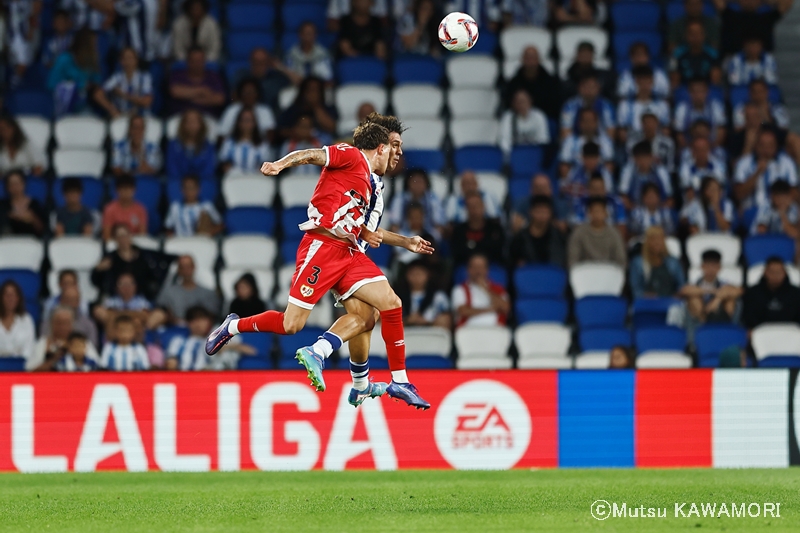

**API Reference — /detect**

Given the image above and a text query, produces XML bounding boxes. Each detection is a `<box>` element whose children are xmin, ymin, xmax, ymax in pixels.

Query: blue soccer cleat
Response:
<box><xmin>205</xmin><ymin>313</ymin><xmax>239</xmax><ymax>355</ymax></box>
<box><xmin>348</xmin><ymin>382</ymin><xmax>389</xmax><ymax>407</ymax></box>
<box><xmin>295</xmin><ymin>346</ymin><xmax>326</xmax><ymax>392</ymax></box>
<box><xmin>387</xmin><ymin>381</ymin><xmax>430</xmax><ymax>410</ymax></box>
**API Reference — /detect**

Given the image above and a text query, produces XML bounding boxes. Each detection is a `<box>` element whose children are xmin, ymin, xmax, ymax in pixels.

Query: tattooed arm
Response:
<box><xmin>260</xmin><ymin>148</ymin><xmax>327</xmax><ymax>176</ymax></box>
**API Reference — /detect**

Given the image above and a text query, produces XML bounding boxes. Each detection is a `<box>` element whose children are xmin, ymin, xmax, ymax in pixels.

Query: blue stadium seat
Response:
<box><xmin>237</xmin><ymin>357</ymin><xmax>273</xmax><ymax>370</ymax></box>
<box><xmin>634</xmin><ymin>325</ymin><xmax>686</xmax><ymax>354</ymax></box>
<box><xmin>0</xmin><ymin>269</ymin><xmax>40</xmax><ymax>304</ymax></box>
<box><xmin>226</xmin><ymin>32</ymin><xmax>276</xmax><ymax>61</ymax></box>
<box><xmin>729</xmin><ymin>84</ymin><xmax>782</xmax><ymax>106</ymax></box>
<box><xmin>695</xmin><ymin>324</ymin><xmax>747</xmax><ymax>367</ymax></box>
<box><xmin>469</xmin><ymin>30</ymin><xmax>498</xmax><ymax>55</ymax></box>
<box><xmin>454</xmin><ymin>264</ymin><xmax>508</xmax><ymax>287</ymax></box>
<box><xmin>281</xmin><ymin>239</ymin><xmax>301</xmax><ymax>263</ymax></box>
<box><xmin>278</xmin><ymin>327</ymin><xmax>325</xmax><ymax>358</ymax></box>
<box><xmin>453</xmin><ymin>146</ymin><xmax>503</xmax><ymax>173</ymax></box>
<box><xmin>580</xmin><ymin>327</ymin><xmax>631</xmax><ymax>351</ymax></box>
<box><xmin>366</xmin><ymin>243</ymin><xmax>392</xmax><ymax>267</ymax></box>
<box><xmin>406</xmin><ymin>356</ymin><xmax>453</xmax><ymax>369</ymax></box>
<box><xmin>53</xmin><ymin>177</ymin><xmax>104</xmax><ymax>209</ymax></box>
<box><xmin>158</xmin><ymin>326</ymin><xmax>190</xmax><ymax>350</ymax></box>
<box><xmin>744</xmin><ymin>234</ymin><xmax>795</xmax><ymax>265</ymax></box>
<box><xmin>611</xmin><ymin>1</ymin><xmax>662</xmax><ymax>32</ymax></box>
<box><xmin>516</xmin><ymin>297</ymin><xmax>568</xmax><ymax>324</ymax></box>
<box><xmin>514</xmin><ymin>264</ymin><xmax>567</xmax><ymax>298</ymax></box>
<box><xmin>666</xmin><ymin>1</ymin><xmax>717</xmax><ymax>22</ymax></box>
<box><xmin>759</xmin><ymin>356</ymin><xmax>800</xmax><ymax>368</ymax></box>
<box><xmin>509</xmin><ymin>177</ymin><xmax>531</xmax><ymax>200</ymax></box>
<box><xmin>226</xmin><ymin>207</ymin><xmax>276</xmax><ymax>236</ymax></box>
<box><xmin>510</xmin><ymin>146</ymin><xmax>544</xmax><ymax>178</ymax></box>
<box><xmin>167</xmin><ymin>178</ymin><xmax>218</xmax><ymax>203</ymax></box>
<box><xmin>0</xmin><ymin>357</ymin><xmax>27</xmax><ymax>371</ymax></box>
<box><xmin>403</xmin><ymin>150</ymin><xmax>444</xmax><ymax>172</ymax></box>
<box><xmin>7</xmin><ymin>90</ymin><xmax>53</xmax><ymax>119</ymax></box>
<box><xmin>631</xmin><ymin>297</ymin><xmax>679</xmax><ymax>328</ymax></box>
<box><xmin>0</xmin><ymin>176</ymin><xmax>48</xmax><ymax>204</ymax></box>
<box><xmin>337</xmin><ymin>57</ymin><xmax>387</xmax><ymax>84</ymax></box>
<box><xmin>613</xmin><ymin>33</ymin><xmax>663</xmax><ymax>69</ymax></box>
<box><xmin>226</xmin><ymin>3</ymin><xmax>275</xmax><ymax>31</ymax></box>
<box><xmin>575</xmin><ymin>296</ymin><xmax>628</xmax><ymax>328</ymax></box>
<box><xmin>282</xmin><ymin>1</ymin><xmax>327</xmax><ymax>32</ymax></box>
<box><xmin>238</xmin><ymin>332</ymin><xmax>273</xmax><ymax>359</ymax></box>
<box><xmin>393</xmin><ymin>56</ymin><xmax>444</xmax><ymax>85</ymax></box>
<box><xmin>281</xmin><ymin>207</ymin><xmax>309</xmax><ymax>240</ymax></box>
<box><xmin>110</xmin><ymin>175</ymin><xmax>161</xmax><ymax>205</ymax></box>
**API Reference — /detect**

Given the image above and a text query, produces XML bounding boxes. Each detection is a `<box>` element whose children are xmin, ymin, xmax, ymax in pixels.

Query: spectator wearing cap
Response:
<box><xmin>617</xmin><ymin>42</ymin><xmax>671</xmax><ymax>101</ymax></box>
<box><xmin>669</xmin><ymin>20</ymin><xmax>721</xmax><ymax>86</ymax></box>
<box><xmin>558</xmin><ymin>107</ymin><xmax>615</xmax><ymax>178</ymax></box>
<box><xmin>616</xmin><ymin>65</ymin><xmax>671</xmax><ymax>145</ymax></box>
<box><xmin>560</xmin><ymin>70</ymin><xmax>616</xmax><ymax>140</ymax></box>
<box><xmin>673</xmin><ymin>78</ymin><xmax>727</xmax><ymax>150</ymax></box>
<box><xmin>679</xmin><ymin>176</ymin><xmax>735</xmax><ymax>234</ymax></box>
<box><xmin>679</xmin><ymin>136</ymin><xmax>727</xmax><ymax>199</ymax></box>
<box><xmin>734</xmin><ymin>128</ymin><xmax>798</xmax><ymax>209</ymax></box>
<box><xmin>509</xmin><ymin>195</ymin><xmax>567</xmax><ymax>268</ymax></box>
<box><xmin>751</xmin><ymin>179</ymin><xmax>800</xmax><ymax>237</ymax></box>
<box><xmin>742</xmin><ymin>256</ymin><xmax>800</xmax><ymax>332</ymax></box>
<box><xmin>629</xmin><ymin>226</ymin><xmax>685</xmax><ymax>300</ymax></box>
<box><xmin>563</xmin><ymin>41</ymin><xmax>615</xmax><ymax>100</ymax></box>
<box><xmin>680</xmin><ymin>249</ymin><xmax>742</xmax><ymax>324</ymax></box>
<box><xmin>626</xmin><ymin>111</ymin><xmax>676</xmax><ymax>173</ymax></box>
<box><xmin>498</xmin><ymin>89</ymin><xmax>550</xmax><ymax>158</ymax></box>
<box><xmin>567</xmin><ymin>196</ymin><xmax>627</xmax><ymax>269</ymax></box>
<box><xmin>618</xmin><ymin>141</ymin><xmax>674</xmax><ymax>210</ymax></box>
<box><xmin>629</xmin><ymin>183</ymin><xmax>678</xmax><ymax>238</ymax></box>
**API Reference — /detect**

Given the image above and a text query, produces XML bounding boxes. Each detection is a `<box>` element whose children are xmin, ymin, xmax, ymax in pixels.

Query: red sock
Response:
<box><xmin>380</xmin><ymin>308</ymin><xmax>406</xmax><ymax>371</ymax></box>
<box><xmin>236</xmin><ymin>311</ymin><xmax>286</xmax><ymax>335</ymax></box>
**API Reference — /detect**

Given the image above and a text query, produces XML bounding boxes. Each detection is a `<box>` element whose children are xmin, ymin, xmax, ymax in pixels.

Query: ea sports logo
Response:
<box><xmin>434</xmin><ymin>380</ymin><xmax>531</xmax><ymax>469</ymax></box>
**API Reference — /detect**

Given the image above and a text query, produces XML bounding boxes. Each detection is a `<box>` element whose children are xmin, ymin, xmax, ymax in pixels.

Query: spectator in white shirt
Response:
<box><xmin>285</xmin><ymin>22</ymin><xmax>334</xmax><ymax>84</ymax></box>
<box><xmin>616</xmin><ymin>65</ymin><xmax>670</xmax><ymax>144</ymax></box>
<box><xmin>558</xmin><ymin>107</ymin><xmax>614</xmax><ymax>177</ymax></box>
<box><xmin>499</xmin><ymin>89</ymin><xmax>550</xmax><ymax>158</ymax></box>
<box><xmin>451</xmin><ymin>253</ymin><xmax>510</xmax><ymax>328</ymax></box>
<box><xmin>93</xmin><ymin>47</ymin><xmax>153</xmax><ymax>118</ymax></box>
<box><xmin>728</xmin><ymin>36</ymin><xmax>777</xmax><ymax>86</ymax></box>
<box><xmin>92</xmin><ymin>271</ymin><xmax>152</xmax><ymax>334</ymax></box>
<box><xmin>31</xmin><ymin>306</ymin><xmax>100</xmax><ymax>371</ymax></box>
<box><xmin>0</xmin><ymin>113</ymin><xmax>46</xmax><ymax>176</ymax></box>
<box><xmin>751</xmin><ymin>179</ymin><xmax>800</xmax><ymax>237</ymax></box>
<box><xmin>219</xmin><ymin>108</ymin><xmax>272</xmax><ymax>174</ymax></box>
<box><xmin>0</xmin><ymin>279</ymin><xmax>35</xmax><ymax>365</ymax></box>
<box><xmin>673</xmin><ymin>78</ymin><xmax>726</xmax><ymax>149</ymax></box>
<box><xmin>680</xmin><ymin>176</ymin><xmax>735</xmax><ymax>234</ymax></box>
<box><xmin>679</xmin><ymin>136</ymin><xmax>726</xmax><ymax>199</ymax></box>
<box><xmin>165</xmin><ymin>175</ymin><xmax>222</xmax><ymax>237</ymax></box>
<box><xmin>734</xmin><ymin>128</ymin><xmax>798</xmax><ymax>209</ymax></box>
<box><xmin>111</xmin><ymin>114</ymin><xmax>162</xmax><ymax>176</ymax></box>
<box><xmin>617</xmin><ymin>41</ymin><xmax>670</xmax><ymax>100</ymax></box>
<box><xmin>445</xmin><ymin>170</ymin><xmax>501</xmax><ymax>223</ymax></box>
<box><xmin>218</xmin><ymin>78</ymin><xmax>276</xmax><ymax>142</ymax></box>
<box><xmin>626</xmin><ymin>111</ymin><xmax>676</xmax><ymax>173</ymax></box>
<box><xmin>100</xmin><ymin>315</ymin><xmax>150</xmax><ymax>371</ymax></box>
<box><xmin>171</xmin><ymin>0</ymin><xmax>221</xmax><ymax>62</ymax></box>
<box><xmin>42</xmin><ymin>269</ymin><xmax>90</xmax><ymax>328</ymax></box>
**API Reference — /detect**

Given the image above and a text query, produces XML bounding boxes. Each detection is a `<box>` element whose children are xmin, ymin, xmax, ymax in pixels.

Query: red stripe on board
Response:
<box><xmin>635</xmin><ymin>370</ymin><xmax>713</xmax><ymax>467</ymax></box>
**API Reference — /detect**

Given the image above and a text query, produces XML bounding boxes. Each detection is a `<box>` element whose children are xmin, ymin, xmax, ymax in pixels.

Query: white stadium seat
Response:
<box><xmin>391</xmin><ymin>84</ymin><xmax>443</xmax><ymax>119</ymax></box>
<box><xmin>105</xmin><ymin>235</ymin><xmax>161</xmax><ymax>252</ymax></box>
<box><xmin>0</xmin><ymin>237</ymin><xmax>44</xmax><ymax>269</ymax></box>
<box><xmin>689</xmin><ymin>265</ymin><xmax>743</xmax><ymax>287</ymax></box>
<box><xmin>450</xmin><ymin>118</ymin><xmax>499</xmax><ymax>148</ymax></box>
<box><xmin>686</xmin><ymin>233</ymin><xmax>741</xmax><ymax>268</ymax></box>
<box><xmin>405</xmin><ymin>327</ymin><xmax>451</xmax><ymax>357</ymax></box>
<box><xmin>166</xmin><ymin>113</ymin><xmax>217</xmax><ymax>141</ymax></box>
<box><xmin>223</xmin><ymin>174</ymin><xmax>276</xmax><ymax>207</ymax></box>
<box><xmin>54</xmin><ymin>116</ymin><xmax>107</xmax><ymax>149</ymax></box>
<box><xmin>278</xmin><ymin>86</ymin><xmax>298</xmax><ymax>111</ymax></box>
<box><xmin>448</xmin><ymin>88</ymin><xmax>499</xmax><ymax>119</ymax></box>
<box><xmin>339</xmin><ymin>324</ymin><xmax>388</xmax><ymax>358</ymax></box>
<box><xmin>164</xmin><ymin>236</ymin><xmax>217</xmax><ymax>273</ymax></box>
<box><xmin>17</xmin><ymin>116</ymin><xmax>51</xmax><ymax>150</ymax></box>
<box><xmin>666</xmin><ymin>236</ymin><xmax>681</xmax><ymax>259</ymax></box>
<box><xmin>636</xmin><ymin>351</ymin><xmax>693</xmax><ymax>369</ymax></box>
<box><xmin>501</xmin><ymin>26</ymin><xmax>552</xmax><ymax>63</ymax></box>
<box><xmin>47</xmin><ymin>269</ymin><xmax>98</xmax><ymax>303</ymax></box>
<box><xmin>569</xmin><ymin>262</ymin><xmax>626</xmax><ymax>299</ymax></box>
<box><xmin>53</xmin><ymin>149</ymin><xmax>105</xmax><ymax>178</ymax></box>
<box><xmin>429</xmin><ymin>173</ymin><xmax>451</xmax><ymax>199</ymax></box>
<box><xmin>279</xmin><ymin>175</ymin><xmax>319</xmax><ymax>208</ymax></box>
<box><xmin>402</xmin><ymin>119</ymin><xmax>445</xmax><ymax>149</ymax></box>
<box><xmin>475</xmin><ymin>172</ymin><xmax>508</xmax><ymax>203</ymax></box>
<box><xmin>456</xmin><ymin>357</ymin><xmax>513</xmax><ymax>369</ymax></box>
<box><xmin>219</xmin><ymin>267</ymin><xmax>275</xmax><ymax>304</ymax></box>
<box><xmin>556</xmin><ymin>27</ymin><xmax>608</xmax><ymax>60</ymax></box>
<box><xmin>751</xmin><ymin>323</ymin><xmax>800</xmax><ymax>360</ymax></box>
<box><xmin>446</xmin><ymin>55</ymin><xmax>499</xmax><ymax>88</ymax></box>
<box><xmin>515</xmin><ymin>324</ymin><xmax>573</xmax><ymax>369</ymax></box>
<box><xmin>48</xmin><ymin>237</ymin><xmax>103</xmax><ymax>270</ymax></box>
<box><xmin>455</xmin><ymin>326</ymin><xmax>512</xmax><ymax>359</ymax></box>
<box><xmin>109</xmin><ymin>115</ymin><xmax>163</xmax><ymax>144</ymax></box>
<box><xmin>335</xmin><ymin>84</ymin><xmax>387</xmax><ymax>135</ymax></box>
<box><xmin>220</xmin><ymin>235</ymin><xmax>277</xmax><ymax>269</ymax></box>
<box><xmin>574</xmin><ymin>350</ymin><xmax>610</xmax><ymax>369</ymax></box>
<box><xmin>747</xmin><ymin>262</ymin><xmax>800</xmax><ymax>287</ymax></box>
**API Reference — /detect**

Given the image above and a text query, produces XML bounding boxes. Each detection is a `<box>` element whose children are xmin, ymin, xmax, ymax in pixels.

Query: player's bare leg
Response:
<box><xmin>342</xmin><ymin>299</ymin><xmax>386</xmax><ymax>407</ymax></box>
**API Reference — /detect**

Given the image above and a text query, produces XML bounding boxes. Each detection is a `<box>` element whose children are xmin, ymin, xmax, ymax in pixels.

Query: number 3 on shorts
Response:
<box><xmin>306</xmin><ymin>266</ymin><xmax>321</xmax><ymax>285</ymax></box>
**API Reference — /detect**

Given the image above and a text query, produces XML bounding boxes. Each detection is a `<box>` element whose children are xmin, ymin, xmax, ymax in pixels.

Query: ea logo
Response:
<box><xmin>434</xmin><ymin>380</ymin><xmax>531</xmax><ymax>469</ymax></box>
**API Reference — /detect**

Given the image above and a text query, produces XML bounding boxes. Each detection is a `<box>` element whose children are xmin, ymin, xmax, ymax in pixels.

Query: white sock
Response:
<box><xmin>391</xmin><ymin>370</ymin><xmax>409</xmax><ymax>383</ymax></box>
<box><xmin>350</xmin><ymin>359</ymin><xmax>369</xmax><ymax>390</ymax></box>
<box><xmin>312</xmin><ymin>338</ymin><xmax>334</xmax><ymax>358</ymax></box>
<box><xmin>228</xmin><ymin>319</ymin><xmax>240</xmax><ymax>335</ymax></box>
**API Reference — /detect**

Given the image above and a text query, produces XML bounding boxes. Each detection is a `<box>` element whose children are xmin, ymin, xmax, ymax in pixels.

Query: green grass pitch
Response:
<box><xmin>0</xmin><ymin>469</ymin><xmax>798</xmax><ymax>532</ymax></box>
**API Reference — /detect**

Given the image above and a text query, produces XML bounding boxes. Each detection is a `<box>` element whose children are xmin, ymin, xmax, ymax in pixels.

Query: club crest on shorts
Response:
<box><xmin>300</xmin><ymin>284</ymin><xmax>314</xmax><ymax>298</ymax></box>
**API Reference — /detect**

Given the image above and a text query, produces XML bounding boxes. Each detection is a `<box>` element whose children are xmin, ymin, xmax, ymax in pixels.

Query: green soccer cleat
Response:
<box><xmin>295</xmin><ymin>346</ymin><xmax>326</xmax><ymax>392</ymax></box>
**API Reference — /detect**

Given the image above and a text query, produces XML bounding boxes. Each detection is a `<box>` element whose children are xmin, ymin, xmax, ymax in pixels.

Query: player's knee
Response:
<box><xmin>282</xmin><ymin>315</ymin><xmax>305</xmax><ymax>335</ymax></box>
<box><xmin>384</xmin><ymin>293</ymin><xmax>402</xmax><ymax>311</ymax></box>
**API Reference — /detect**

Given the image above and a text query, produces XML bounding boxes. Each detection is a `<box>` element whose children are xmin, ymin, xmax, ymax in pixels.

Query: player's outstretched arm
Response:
<box><xmin>379</xmin><ymin>229</ymin><xmax>434</xmax><ymax>255</ymax></box>
<box><xmin>260</xmin><ymin>148</ymin><xmax>327</xmax><ymax>176</ymax></box>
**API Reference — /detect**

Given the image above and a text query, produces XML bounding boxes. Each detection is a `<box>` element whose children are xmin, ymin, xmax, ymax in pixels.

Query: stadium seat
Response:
<box><xmin>636</xmin><ymin>351</ymin><xmax>693</xmax><ymax>369</ymax></box>
<box><xmin>226</xmin><ymin>32</ymin><xmax>275</xmax><ymax>61</ymax></box>
<box><xmin>635</xmin><ymin>326</ymin><xmax>687</xmax><ymax>354</ymax></box>
<box><xmin>448</xmin><ymin>88</ymin><xmax>499</xmax><ymax>119</ymax></box>
<box><xmin>556</xmin><ymin>27</ymin><xmax>608</xmax><ymax>63</ymax></box>
<box><xmin>16</xmin><ymin>116</ymin><xmax>51</xmax><ymax>150</ymax></box>
<box><xmin>48</xmin><ymin>237</ymin><xmax>102</xmax><ymax>271</ymax></box>
<box><xmin>574</xmin><ymin>351</ymin><xmax>611</xmax><ymax>369</ymax></box>
<box><xmin>0</xmin><ymin>357</ymin><xmax>27</xmax><ymax>371</ymax></box>
<box><xmin>453</xmin><ymin>264</ymin><xmax>507</xmax><ymax>287</ymax></box>
<box><xmin>500</xmin><ymin>26</ymin><xmax>552</xmax><ymax>64</ymax></box>
<box><xmin>570</xmin><ymin>262</ymin><xmax>625</xmax><ymax>298</ymax></box>
<box><xmin>166</xmin><ymin>113</ymin><xmax>217</xmax><ymax>141</ymax></box>
<box><xmin>53</xmin><ymin>177</ymin><xmax>104</xmax><ymax>209</ymax></box>
<box><xmin>406</xmin><ymin>356</ymin><xmax>454</xmax><ymax>369</ymax></box>
<box><xmin>54</xmin><ymin>116</ymin><xmax>107</xmax><ymax>149</ymax></box>
<box><xmin>220</xmin><ymin>235</ymin><xmax>277</xmax><ymax>269</ymax></box>
<box><xmin>7</xmin><ymin>89</ymin><xmax>53</xmax><ymax>119</ymax></box>
<box><xmin>219</xmin><ymin>268</ymin><xmax>274</xmax><ymax>304</ymax></box>
<box><xmin>450</xmin><ymin>119</ymin><xmax>500</xmax><ymax>148</ymax></box>
<box><xmin>53</xmin><ymin>149</ymin><xmax>105</xmax><ymax>178</ymax></box>
<box><xmin>475</xmin><ymin>171</ymin><xmax>507</xmax><ymax>201</ymax></box>
<box><xmin>225</xmin><ymin>207</ymin><xmax>276</xmax><ymax>236</ymax></box>
<box><xmin>575</xmin><ymin>296</ymin><xmax>628</xmax><ymax>328</ymax></box>
<box><xmin>613</xmin><ymin>32</ymin><xmax>662</xmax><ymax>68</ymax></box>
<box><xmin>335</xmin><ymin>84</ymin><xmax>387</xmax><ymax>135</ymax></box>
<box><xmin>746</xmin><ymin>262</ymin><xmax>800</xmax><ymax>286</ymax></box>
<box><xmin>510</xmin><ymin>146</ymin><xmax>544</xmax><ymax>177</ymax></box>
<box><xmin>0</xmin><ymin>176</ymin><xmax>47</xmax><ymax>204</ymax></box>
<box><xmin>429</xmin><ymin>172</ymin><xmax>451</xmax><ymax>199</ymax></box>
<box><xmin>688</xmin><ymin>265</ymin><xmax>743</xmax><ymax>287</ymax></box>
<box><xmin>282</xmin><ymin>1</ymin><xmax>326</xmax><ymax>31</ymax></box>
<box><xmin>226</xmin><ymin>3</ymin><xmax>275</xmax><ymax>31</ymax></box>
<box><xmin>631</xmin><ymin>297</ymin><xmax>679</xmax><ymax>328</ymax></box>
<box><xmin>393</xmin><ymin>56</ymin><xmax>444</xmax><ymax>85</ymax></box>
<box><xmin>401</xmin><ymin>119</ymin><xmax>445</xmax><ymax>149</ymax></box>
<box><xmin>339</xmin><ymin>324</ymin><xmax>388</xmax><ymax>359</ymax></box>
<box><xmin>108</xmin><ymin>174</ymin><xmax>161</xmax><ymax>206</ymax></box>
<box><xmin>337</xmin><ymin>57</ymin><xmax>387</xmax><ymax>84</ymax></box>
<box><xmin>0</xmin><ymin>237</ymin><xmax>43</xmax><ymax>270</ymax></box>
<box><xmin>751</xmin><ymin>323</ymin><xmax>800</xmax><ymax>361</ymax></box>
<box><xmin>694</xmin><ymin>324</ymin><xmax>747</xmax><ymax>367</ymax></box>
<box><xmin>611</xmin><ymin>1</ymin><xmax>661</xmax><ymax>32</ymax></box>
<box><xmin>456</xmin><ymin>356</ymin><xmax>513</xmax><ymax>369</ymax></box>
<box><xmin>391</xmin><ymin>85</ymin><xmax>443</xmax><ymax>119</ymax></box>
<box><xmin>666</xmin><ymin>1</ymin><xmax>717</xmax><ymax>22</ymax></box>
<box><xmin>158</xmin><ymin>326</ymin><xmax>190</xmax><ymax>351</ymax></box>
<box><xmin>455</xmin><ymin>326</ymin><xmax>512</xmax><ymax>360</ymax></box>
<box><xmin>164</xmin><ymin>236</ymin><xmax>218</xmax><ymax>273</ymax></box>
<box><xmin>405</xmin><ymin>327</ymin><xmax>451</xmax><ymax>367</ymax></box>
<box><xmin>281</xmin><ymin>207</ymin><xmax>310</xmax><ymax>240</ymax></box>
<box><xmin>0</xmin><ymin>269</ymin><xmax>40</xmax><ymax>303</ymax></box>
<box><xmin>514</xmin><ymin>264</ymin><xmax>567</xmax><ymax>298</ymax></box>
<box><xmin>109</xmin><ymin>116</ymin><xmax>163</xmax><ymax>144</ymax></box>
<box><xmin>280</xmin><ymin>240</ymin><xmax>301</xmax><ymax>264</ymax></box>
<box><xmin>446</xmin><ymin>55</ymin><xmax>499</xmax><ymax>88</ymax></box>
<box><xmin>580</xmin><ymin>327</ymin><xmax>631</xmax><ymax>352</ymax></box>
<box><xmin>453</xmin><ymin>146</ymin><xmax>503</xmax><ymax>173</ymax></box>
<box><xmin>279</xmin><ymin>175</ymin><xmax>318</xmax><ymax>208</ymax></box>
<box><xmin>516</xmin><ymin>298</ymin><xmax>568</xmax><ymax>324</ymax></box>
<box><xmin>403</xmin><ymin>149</ymin><xmax>445</xmax><ymax>172</ymax></box>
<box><xmin>686</xmin><ymin>233</ymin><xmax>741</xmax><ymax>267</ymax></box>
<box><xmin>237</xmin><ymin>332</ymin><xmax>273</xmax><ymax>360</ymax></box>
<box><xmin>515</xmin><ymin>323</ymin><xmax>572</xmax><ymax>369</ymax></box>
<box><xmin>237</xmin><ymin>356</ymin><xmax>273</xmax><ymax>370</ymax></box>
<box><xmin>278</xmin><ymin>327</ymin><xmax>326</xmax><ymax>359</ymax></box>
<box><xmin>744</xmin><ymin>234</ymin><xmax>795</xmax><ymax>265</ymax></box>
<box><xmin>366</xmin><ymin>243</ymin><xmax>392</xmax><ymax>267</ymax></box>
<box><xmin>166</xmin><ymin>178</ymin><xmax>217</xmax><ymax>204</ymax></box>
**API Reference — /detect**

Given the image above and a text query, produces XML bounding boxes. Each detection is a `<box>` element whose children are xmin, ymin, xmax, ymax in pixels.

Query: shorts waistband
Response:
<box><xmin>302</xmin><ymin>231</ymin><xmax>356</xmax><ymax>249</ymax></box>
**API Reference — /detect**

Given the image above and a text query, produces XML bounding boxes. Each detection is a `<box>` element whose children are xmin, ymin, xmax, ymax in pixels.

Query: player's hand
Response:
<box><xmin>406</xmin><ymin>236</ymin><xmax>434</xmax><ymax>255</ymax></box>
<box><xmin>260</xmin><ymin>162</ymin><xmax>282</xmax><ymax>176</ymax></box>
<box><xmin>362</xmin><ymin>227</ymin><xmax>383</xmax><ymax>248</ymax></box>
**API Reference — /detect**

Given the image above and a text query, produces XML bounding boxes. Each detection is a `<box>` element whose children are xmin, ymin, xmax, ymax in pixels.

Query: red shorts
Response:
<box><xmin>288</xmin><ymin>233</ymin><xmax>386</xmax><ymax>310</ymax></box>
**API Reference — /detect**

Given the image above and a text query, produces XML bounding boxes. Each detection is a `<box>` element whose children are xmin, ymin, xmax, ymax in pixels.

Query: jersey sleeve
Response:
<box><xmin>324</xmin><ymin>143</ymin><xmax>361</xmax><ymax>170</ymax></box>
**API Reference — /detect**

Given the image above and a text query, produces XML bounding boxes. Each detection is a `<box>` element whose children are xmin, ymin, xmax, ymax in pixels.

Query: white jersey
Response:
<box><xmin>357</xmin><ymin>172</ymin><xmax>386</xmax><ymax>253</ymax></box>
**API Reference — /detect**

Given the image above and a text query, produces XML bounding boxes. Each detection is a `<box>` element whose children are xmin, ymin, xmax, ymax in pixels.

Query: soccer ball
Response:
<box><xmin>438</xmin><ymin>12</ymin><xmax>479</xmax><ymax>53</ymax></box>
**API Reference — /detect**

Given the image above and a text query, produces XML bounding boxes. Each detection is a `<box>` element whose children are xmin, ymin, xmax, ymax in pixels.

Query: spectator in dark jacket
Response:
<box><xmin>506</xmin><ymin>46</ymin><xmax>562</xmax><ymax>119</ymax></box>
<box><xmin>742</xmin><ymin>256</ymin><xmax>800</xmax><ymax>330</ymax></box>
<box><xmin>510</xmin><ymin>196</ymin><xmax>567</xmax><ymax>268</ymax></box>
<box><xmin>451</xmin><ymin>191</ymin><xmax>505</xmax><ymax>266</ymax></box>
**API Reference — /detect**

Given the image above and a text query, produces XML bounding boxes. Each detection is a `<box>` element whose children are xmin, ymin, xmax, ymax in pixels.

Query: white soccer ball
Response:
<box><xmin>438</xmin><ymin>12</ymin><xmax>479</xmax><ymax>53</ymax></box>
